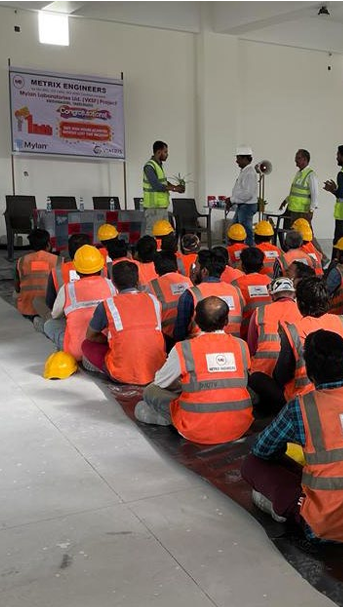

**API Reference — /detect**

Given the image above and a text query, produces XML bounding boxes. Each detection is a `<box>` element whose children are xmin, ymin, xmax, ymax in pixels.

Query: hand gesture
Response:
<box><xmin>176</xmin><ymin>184</ymin><xmax>185</xmax><ymax>194</ymax></box>
<box><xmin>323</xmin><ymin>179</ymin><xmax>337</xmax><ymax>193</ymax></box>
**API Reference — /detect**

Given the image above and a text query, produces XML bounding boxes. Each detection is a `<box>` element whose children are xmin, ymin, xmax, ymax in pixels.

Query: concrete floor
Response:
<box><xmin>0</xmin><ymin>293</ymin><xmax>337</xmax><ymax>606</ymax></box>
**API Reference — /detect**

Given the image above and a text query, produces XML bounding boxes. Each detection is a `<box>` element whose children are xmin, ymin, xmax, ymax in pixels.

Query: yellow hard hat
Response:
<box><xmin>227</xmin><ymin>223</ymin><xmax>246</xmax><ymax>242</ymax></box>
<box><xmin>286</xmin><ymin>443</ymin><xmax>306</xmax><ymax>466</ymax></box>
<box><xmin>254</xmin><ymin>220</ymin><xmax>274</xmax><ymax>237</ymax></box>
<box><xmin>335</xmin><ymin>237</ymin><xmax>343</xmax><ymax>251</ymax></box>
<box><xmin>152</xmin><ymin>220</ymin><xmax>174</xmax><ymax>237</ymax></box>
<box><xmin>292</xmin><ymin>220</ymin><xmax>313</xmax><ymax>242</ymax></box>
<box><xmin>97</xmin><ymin>223</ymin><xmax>119</xmax><ymax>242</ymax></box>
<box><xmin>44</xmin><ymin>351</ymin><xmax>78</xmax><ymax>380</ymax></box>
<box><xmin>73</xmin><ymin>245</ymin><xmax>105</xmax><ymax>274</ymax></box>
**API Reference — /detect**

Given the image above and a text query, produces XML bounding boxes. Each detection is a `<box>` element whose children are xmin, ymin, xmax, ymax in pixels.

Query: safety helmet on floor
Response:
<box><xmin>97</xmin><ymin>223</ymin><xmax>119</xmax><ymax>242</ymax></box>
<box><xmin>152</xmin><ymin>220</ymin><xmax>174</xmax><ymax>236</ymax></box>
<box><xmin>227</xmin><ymin>223</ymin><xmax>246</xmax><ymax>242</ymax></box>
<box><xmin>44</xmin><ymin>351</ymin><xmax>78</xmax><ymax>380</ymax></box>
<box><xmin>181</xmin><ymin>233</ymin><xmax>200</xmax><ymax>252</ymax></box>
<box><xmin>73</xmin><ymin>245</ymin><xmax>105</xmax><ymax>274</ymax></box>
<box><xmin>254</xmin><ymin>220</ymin><xmax>274</xmax><ymax>237</ymax></box>
<box><xmin>268</xmin><ymin>277</ymin><xmax>295</xmax><ymax>295</ymax></box>
<box><xmin>292</xmin><ymin>219</ymin><xmax>312</xmax><ymax>242</ymax></box>
<box><xmin>334</xmin><ymin>237</ymin><xmax>343</xmax><ymax>251</ymax></box>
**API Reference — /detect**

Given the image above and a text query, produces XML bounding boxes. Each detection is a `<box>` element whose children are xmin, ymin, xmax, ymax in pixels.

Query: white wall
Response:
<box><xmin>0</xmin><ymin>6</ymin><xmax>342</xmax><ymax>241</ymax></box>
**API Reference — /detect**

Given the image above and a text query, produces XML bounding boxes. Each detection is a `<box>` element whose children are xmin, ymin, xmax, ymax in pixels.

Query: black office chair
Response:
<box><xmin>4</xmin><ymin>195</ymin><xmax>37</xmax><ymax>261</ymax></box>
<box><xmin>92</xmin><ymin>196</ymin><xmax>121</xmax><ymax>210</ymax></box>
<box><xmin>172</xmin><ymin>198</ymin><xmax>212</xmax><ymax>248</ymax></box>
<box><xmin>49</xmin><ymin>196</ymin><xmax>77</xmax><ymax>210</ymax></box>
<box><xmin>133</xmin><ymin>197</ymin><xmax>143</xmax><ymax>210</ymax></box>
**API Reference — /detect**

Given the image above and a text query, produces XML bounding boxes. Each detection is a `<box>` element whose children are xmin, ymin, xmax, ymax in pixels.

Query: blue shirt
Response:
<box><xmin>173</xmin><ymin>277</ymin><xmax>221</xmax><ymax>342</ymax></box>
<box><xmin>325</xmin><ymin>266</ymin><xmax>342</xmax><ymax>296</ymax></box>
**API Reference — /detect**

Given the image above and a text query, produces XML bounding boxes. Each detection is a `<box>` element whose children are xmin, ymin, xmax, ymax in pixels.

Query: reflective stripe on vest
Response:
<box><xmin>301</xmin><ymin>473</ymin><xmax>343</xmax><ymax>490</ymax></box>
<box><xmin>287</xmin><ymin>167</ymin><xmax>314</xmax><ymax>212</ymax></box>
<box><xmin>105</xmin><ymin>297</ymin><xmax>124</xmax><ymax>331</ymax></box>
<box><xmin>143</xmin><ymin>159</ymin><xmax>169</xmax><ymax>209</ymax></box>
<box><xmin>64</xmin><ymin>280</ymin><xmax>116</xmax><ymax>315</ymax></box>
<box><xmin>284</xmin><ymin>322</ymin><xmax>311</xmax><ymax>389</ymax></box>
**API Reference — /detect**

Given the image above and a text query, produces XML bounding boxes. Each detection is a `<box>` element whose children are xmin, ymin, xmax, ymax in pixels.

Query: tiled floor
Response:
<box><xmin>0</xmin><ymin>294</ymin><xmax>337</xmax><ymax>606</ymax></box>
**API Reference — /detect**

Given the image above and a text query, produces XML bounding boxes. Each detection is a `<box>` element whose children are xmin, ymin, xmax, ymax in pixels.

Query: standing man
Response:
<box><xmin>143</xmin><ymin>140</ymin><xmax>184</xmax><ymax>235</ymax></box>
<box><xmin>323</xmin><ymin>145</ymin><xmax>343</xmax><ymax>259</ymax></box>
<box><xmin>227</xmin><ymin>146</ymin><xmax>258</xmax><ymax>246</ymax></box>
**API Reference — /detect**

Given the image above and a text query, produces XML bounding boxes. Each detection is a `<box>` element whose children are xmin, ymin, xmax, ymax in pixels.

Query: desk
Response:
<box><xmin>34</xmin><ymin>209</ymin><xmax>144</xmax><ymax>252</ymax></box>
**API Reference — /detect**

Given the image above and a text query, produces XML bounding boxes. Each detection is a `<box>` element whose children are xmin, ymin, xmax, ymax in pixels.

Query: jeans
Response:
<box><xmin>233</xmin><ymin>203</ymin><xmax>258</xmax><ymax>245</ymax></box>
<box><xmin>44</xmin><ymin>318</ymin><xmax>66</xmax><ymax>350</ymax></box>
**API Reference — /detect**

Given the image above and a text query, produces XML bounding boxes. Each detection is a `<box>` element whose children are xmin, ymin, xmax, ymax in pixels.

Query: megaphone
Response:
<box><xmin>255</xmin><ymin>160</ymin><xmax>272</xmax><ymax>175</ymax></box>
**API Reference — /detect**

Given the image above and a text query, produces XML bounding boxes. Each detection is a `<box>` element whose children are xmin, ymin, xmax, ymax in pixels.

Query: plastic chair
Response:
<box><xmin>133</xmin><ymin>197</ymin><xmax>143</xmax><ymax>210</ymax></box>
<box><xmin>4</xmin><ymin>195</ymin><xmax>37</xmax><ymax>261</ymax></box>
<box><xmin>263</xmin><ymin>211</ymin><xmax>291</xmax><ymax>247</ymax></box>
<box><xmin>49</xmin><ymin>196</ymin><xmax>77</xmax><ymax>210</ymax></box>
<box><xmin>92</xmin><ymin>196</ymin><xmax>121</xmax><ymax>210</ymax></box>
<box><xmin>172</xmin><ymin>198</ymin><xmax>212</xmax><ymax>248</ymax></box>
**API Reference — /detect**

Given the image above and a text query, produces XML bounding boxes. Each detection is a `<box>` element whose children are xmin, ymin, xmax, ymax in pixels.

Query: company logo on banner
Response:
<box><xmin>9</xmin><ymin>68</ymin><xmax>125</xmax><ymax>159</ymax></box>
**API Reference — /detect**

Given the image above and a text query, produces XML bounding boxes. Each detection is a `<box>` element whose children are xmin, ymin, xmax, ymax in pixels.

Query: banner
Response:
<box><xmin>9</xmin><ymin>67</ymin><xmax>125</xmax><ymax>159</ymax></box>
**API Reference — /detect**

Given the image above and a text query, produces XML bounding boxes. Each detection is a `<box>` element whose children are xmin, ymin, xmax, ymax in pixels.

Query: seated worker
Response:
<box><xmin>174</xmin><ymin>249</ymin><xmax>245</xmax><ymax>341</ymax></box>
<box><xmin>82</xmin><ymin>261</ymin><xmax>166</xmax><ymax>385</ymax></box>
<box><xmin>242</xmin><ymin>329</ymin><xmax>343</xmax><ymax>543</ymax></box>
<box><xmin>134</xmin><ymin>235</ymin><xmax>158</xmax><ymax>285</ymax></box>
<box><xmin>97</xmin><ymin>223</ymin><xmax>119</xmax><ymax>264</ymax></box>
<box><xmin>179</xmin><ymin>233</ymin><xmax>200</xmax><ymax>277</ymax></box>
<box><xmin>212</xmin><ymin>246</ymin><xmax>244</xmax><ymax>283</ymax></box>
<box><xmin>147</xmin><ymin>251</ymin><xmax>192</xmax><ymax>351</ymax></box>
<box><xmin>105</xmin><ymin>238</ymin><xmax>133</xmax><ymax>278</ymax></box>
<box><xmin>44</xmin><ymin>245</ymin><xmax>115</xmax><ymax>361</ymax></box>
<box><xmin>275</xmin><ymin>276</ymin><xmax>343</xmax><ymax>404</ymax></box>
<box><xmin>15</xmin><ymin>229</ymin><xmax>62</xmax><ymax>322</ymax></box>
<box><xmin>324</xmin><ymin>237</ymin><xmax>343</xmax><ymax>315</ymax></box>
<box><xmin>273</xmin><ymin>231</ymin><xmax>316</xmax><ymax>279</ymax></box>
<box><xmin>134</xmin><ymin>296</ymin><xmax>253</xmax><ymax>445</ymax></box>
<box><xmin>292</xmin><ymin>218</ymin><xmax>323</xmax><ymax>276</ymax></box>
<box><xmin>152</xmin><ymin>220</ymin><xmax>186</xmax><ymax>275</ymax></box>
<box><xmin>226</xmin><ymin>223</ymin><xmax>248</xmax><ymax>267</ymax></box>
<box><xmin>232</xmin><ymin>247</ymin><xmax>271</xmax><ymax>341</ymax></box>
<box><xmin>287</xmin><ymin>260</ymin><xmax>315</xmax><ymax>289</ymax></box>
<box><xmin>253</xmin><ymin>221</ymin><xmax>281</xmax><ymax>278</ymax></box>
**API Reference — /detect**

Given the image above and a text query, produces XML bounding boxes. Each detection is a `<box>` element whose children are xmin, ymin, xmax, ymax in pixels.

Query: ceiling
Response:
<box><xmin>0</xmin><ymin>1</ymin><xmax>342</xmax><ymax>53</ymax></box>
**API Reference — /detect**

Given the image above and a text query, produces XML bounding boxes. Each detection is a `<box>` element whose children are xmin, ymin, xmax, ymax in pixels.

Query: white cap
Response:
<box><xmin>236</xmin><ymin>146</ymin><xmax>253</xmax><ymax>156</ymax></box>
<box><xmin>269</xmin><ymin>277</ymin><xmax>295</xmax><ymax>295</ymax></box>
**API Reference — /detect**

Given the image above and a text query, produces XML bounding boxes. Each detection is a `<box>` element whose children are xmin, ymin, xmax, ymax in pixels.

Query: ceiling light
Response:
<box><xmin>38</xmin><ymin>11</ymin><xmax>69</xmax><ymax>46</ymax></box>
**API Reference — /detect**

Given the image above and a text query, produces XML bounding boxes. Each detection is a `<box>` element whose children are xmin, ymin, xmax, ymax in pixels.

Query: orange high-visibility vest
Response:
<box><xmin>301</xmin><ymin>242</ymin><xmax>323</xmax><ymax>276</ymax></box>
<box><xmin>221</xmin><ymin>266</ymin><xmax>244</xmax><ymax>283</ymax></box>
<box><xmin>137</xmin><ymin>261</ymin><xmax>158</xmax><ymax>286</ymax></box>
<box><xmin>52</xmin><ymin>261</ymin><xmax>79</xmax><ymax>291</ymax></box>
<box><xmin>171</xmin><ymin>332</ymin><xmax>253</xmax><ymax>444</ymax></box>
<box><xmin>277</xmin><ymin>248</ymin><xmax>316</xmax><ymax>276</ymax></box>
<box><xmin>188</xmin><ymin>282</ymin><xmax>244</xmax><ymax>338</ymax></box>
<box><xmin>256</xmin><ymin>242</ymin><xmax>281</xmax><ymax>278</ymax></box>
<box><xmin>251</xmin><ymin>299</ymin><xmax>302</xmax><ymax>376</ymax></box>
<box><xmin>299</xmin><ymin>388</ymin><xmax>343</xmax><ymax>542</ymax></box>
<box><xmin>281</xmin><ymin>314</ymin><xmax>343</xmax><ymax>401</ymax></box>
<box><xmin>63</xmin><ymin>276</ymin><xmax>116</xmax><ymax>361</ymax></box>
<box><xmin>329</xmin><ymin>264</ymin><xmax>343</xmax><ymax>315</ymax></box>
<box><xmin>17</xmin><ymin>250</ymin><xmax>61</xmax><ymax>315</ymax></box>
<box><xmin>175</xmin><ymin>252</ymin><xmax>187</xmax><ymax>276</ymax></box>
<box><xmin>227</xmin><ymin>243</ymin><xmax>248</xmax><ymax>267</ymax></box>
<box><xmin>104</xmin><ymin>292</ymin><xmax>166</xmax><ymax>385</ymax></box>
<box><xmin>179</xmin><ymin>252</ymin><xmax>197</xmax><ymax>278</ymax></box>
<box><xmin>232</xmin><ymin>273</ymin><xmax>271</xmax><ymax>340</ymax></box>
<box><xmin>148</xmin><ymin>272</ymin><xmax>192</xmax><ymax>338</ymax></box>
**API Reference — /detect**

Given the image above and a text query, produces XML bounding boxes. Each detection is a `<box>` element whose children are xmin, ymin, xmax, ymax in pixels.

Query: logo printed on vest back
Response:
<box><xmin>264</xmin><ymin>250</ymin><xmax>279</xmax><ymax>259</ymax></box>
<box><xmin>248</xmin><ymin>285</ymin><xmax>268</xmax><ymax>298</ymax></box>
<box><xmin>234</xmin><ymin>250</ymin><xmax>241</xmax><ymax>259</ymax></box>
<box><xmin>69</xmin><ymin>269</ymin><xmax>80</xmax><ymax>282</ymax></box>
<box><xmin>206</xmin><ymin>352</ymin><xmax>237</xmax><ymax>372</ymax></box>
<box><xmin>220</xmin><ymin>295</ymin><xmax>235</xmax><ymax>310</ymax></box>
<box><xmin>170</xmin><ymin>282</ymin><xmax>189</xmax><ymax>296</ymax></box>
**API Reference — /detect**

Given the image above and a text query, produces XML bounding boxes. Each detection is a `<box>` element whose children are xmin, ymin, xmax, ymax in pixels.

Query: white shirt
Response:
<box><xmin>231</xmin><ymin>164</ymin><xmax>258</xmax><ymax>205</ymax></box>
<box><xmin>52</xmin><ymin>286</ymin><xmax>65</xmax><ymax>319</ymax></box>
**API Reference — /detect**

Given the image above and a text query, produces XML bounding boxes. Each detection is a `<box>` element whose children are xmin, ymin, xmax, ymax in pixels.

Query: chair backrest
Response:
<box><xmin>92</xmin><ymin>196</ymin><xmax>121</xmax><ymax>210</ymax></box>
<box><xmin>50</xmin><ymin>196</ymin><xmax>77</xmax><ymax>210</ymax></box>
<box><xmin>172</xmin><ymin>199</ymin><xmax>199</xmax><ymax>221</ymax></box>
<box><xmin>5</xmin><ymin>195</ymin><xmax>37</xmax><ymax>231</ymax></box>
<box><xmin>133</xmin><ymin>197</ymin><xmax>143</xmax><ymax>210</ymax></box>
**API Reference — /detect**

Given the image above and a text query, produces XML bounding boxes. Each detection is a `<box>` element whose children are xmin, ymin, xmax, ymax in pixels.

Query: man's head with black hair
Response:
<box><xmin>296</xmin><ymin>276</ymin><xmax>329</xmax><ymax>317</ymax></box>
<box><xmin>68</xmin><ymin>233</ymin><xmax>91</xmax><ymax>260</ymax></box>
<box><xmin>285</xmin><ymin>230</ymin><xmax>303</xmax><ymax>251</ymax></box>
<box><xmin>153</xmin><ymin>251</ymin><xmax>178</xmax><ymax>276</ymax></box>
<box><xmin>135</xmin><ymin>235</ymin><xmax>157</xmax><ymax>263</ymax></box>
<box><xmin>153</xmin><ymin>140</ymin><xmax>168</xmax><ymax>162</ymax></box>
<box><xmin>105</xmin><ymin>238</ymin><xmax>128</xmax><ymax>261</ymax></box>
<box><xmin>28</xmin><ymin>229</ymin><xmax>51</xmax><ymax>252</ymax></box>
<box><xmin>212</xmin><ymin>246</ymin><xmax>229</xmax><ymax>265</ymax></box>
<box><xmin>240</xmin><ymin>246</ymin><xmax>264</xmax><ymax>274</ymax></box>
<box><xmin>191</xmin><ymin>249</ymin><xmax>226</xmax><ymax>285</ymax></box>
<box><xmin>305</xmin><ymin>329</ymin><xmax>343</xmax><ymax>385</ymax></box>
<box><xmin>112</xmin><ymin>261</ymin><xmax>139</xmax><ymax>291</ymax></box>
<box><xmin>288</xmin><ymin>260</ymin><xmax>315</xmax><ymax>288</ymax></box>
<box><xmin>160</xmin><ymin>233</ymin><xmax>178</xmax><ymax>254</ymax></box>
<box><xmin>195</xmin><ymin>296</ymin><xmax>229</xmax><ymax>333</ymax></box>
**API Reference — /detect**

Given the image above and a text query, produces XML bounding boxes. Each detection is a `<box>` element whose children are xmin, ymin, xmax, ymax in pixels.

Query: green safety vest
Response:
<box><xmin>143</xmin><ymin>159</ymin><xmax>169</xmax><ymax>209</ymax></box>
<box><xmin>287</xmin><ymin>166</ymin><xmax>314</xmax><ymax>213</ymax></box>
<box><xmin>334</xmin><ymin>168</ymin><xmax>343</xmax><ymax>220</ymax></box>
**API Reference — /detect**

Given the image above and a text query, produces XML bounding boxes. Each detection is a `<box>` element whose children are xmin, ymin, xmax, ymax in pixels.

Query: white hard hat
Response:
<box><xmin>269</xmin><ymin>277</ymin><xmax>295</xmax><ymax>295</ymax></box>
<box><xmin>236</xmin><ymin>146</ymin><xmax>253</xmax><ymax>156</ymax></box>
